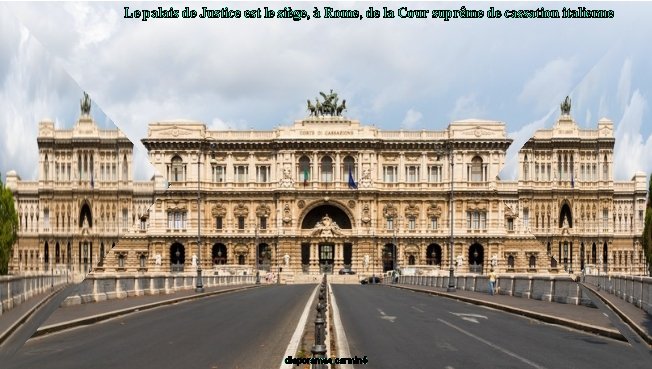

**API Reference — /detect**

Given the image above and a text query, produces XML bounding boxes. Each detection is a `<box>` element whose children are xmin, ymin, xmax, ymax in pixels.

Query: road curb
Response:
<box><xmin>387</xmin><ymin>284</ymin><xmax>625</xmax><ymax>342</ymax></box>
<box><xmin>33</xmin><ymin>285</ymin><xmax>262</xmax><ymax>338</ymax></box>
<box><xmin>580</xmin><ymin>283</ymin><xmax>652</xmax><ymax>347</ymax></box>
<box><xmin>0</xmin><ymin>284</ymin><xmax>68</xmax><ymax>346</ymax></box>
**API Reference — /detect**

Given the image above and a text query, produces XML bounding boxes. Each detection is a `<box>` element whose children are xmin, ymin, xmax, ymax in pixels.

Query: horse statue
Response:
<box><xmin>307</xmin><ymin>100</ymin><xmax>317</xmax><ymax>116</ymax></box>
<box><xmin>336</xmin><ymin>100</ymin><xmax>346</xmax><ymax>116</ymax></box>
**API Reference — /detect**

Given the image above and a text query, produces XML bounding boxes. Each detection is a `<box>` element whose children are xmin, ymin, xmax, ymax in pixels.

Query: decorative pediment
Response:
<box><xmin>255</xmin><ymin>153</ymin><xmax>271</xmax><ymax>161</ymax></box>
<box><xmin>404</xmin><ymin>244</ymin><xmax>419</xmax><ymax>254</ymax></box>
<box><xmin>234</xmin><ymin>244</ymin><xmax>248</xmax><ymax>254</ymax></box>
<box><xmin>212</xmin><ymin>204</ymin><xmax>227</xmax><ymax>218</ymax></box>
<box><xmin>504</xmin><ymin>201</ymin><xmax>519</xmax><ymax>218</ymax></box>
<box><xmin>233</xmin><ymin>153</ymin><xmax>249</xmax><ymax>162</ymax></box>
<box><xmin>404</xmin><ymin>202</ymin><xmax>419</xmax><ymax>218</ymax></box>
<box><xmin>233</xmin><ymin>202</ymin><xmax>249</xmax><ymax>217</ymax></box>
<box><xmin>383</xmin><ymin>153</ymin><xmax>399</xmax><ymax>162</ymax></box>
<box><xmin>256</xmin><ymin>203</ymin><xmax>271</xmax><ymax>217</ymax></box>
<box><xmin>166</xmin><ymin>201</ymin><xmax>188</xmax><ymax>212</ymax></box>
<box><xmin>383</xmin><ymin>203</ymin><xmax>398</xmax><ymax>219</ymax></box>
<box><xmin>405</xmin><ymin>154</ymin><xmax>420</xmax><ymax>162</ymax></box>
<box><xmin>427</xmin><ymin>203</ymin><xmax>442</xmax><ymax>218</ymax></box>
<box><xmin>311</xmin><ymin>214</ymin><xmax>344</xmax><ymax>238</ymax></box>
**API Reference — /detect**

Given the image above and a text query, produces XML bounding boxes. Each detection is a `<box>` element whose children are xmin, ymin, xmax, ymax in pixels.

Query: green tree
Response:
<box><xmin>643</xmin><ymin>174</ymin><xmax>652</xmax><ymax>276</ymax></box>
<box><xmin>0</xmin><ymin>175</ymin><xmax>19</xmax><ymax>274</ymax></box>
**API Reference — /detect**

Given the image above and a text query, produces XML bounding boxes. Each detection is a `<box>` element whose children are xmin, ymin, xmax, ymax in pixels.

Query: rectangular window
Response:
<box><xmin>238</xmin><ymin>216</ymin><xmax>245</xmax><ymax>230</ymax></box>
<box><xmin>256</xmin><ymin>165</ymin><xmax>270</xmax><ymax>183</ymax></box>
<box><xmin>428</xmin><ymin>165</ymin><xmax>442</xmax><ymax>182</ymax></box>
<box><xmin>383</xmin><ymin>166</ymin><xmax>397</xmax><ymax>183</ymax></box>
<box><xmin>386</xmin><ymin>218</ymin><xmax>394</xmax><ymax>230</ymax></box>
<box><xmin>235</xmin><ymin>166</ymin><xmax>248</xmax><ymax>183</ymax></box>
<box><xmin>259</xmin><ymin>216</ymin><xmax>267</xmax><ymax>230</ymax></box>
<box><xmin>406</xmin><ymin>166</ymin><xmax>419</xmax><ymax>183</ymax></box>
<box><xmin>472</xmin><ymin>211</ymin><xmax>480</xmax><ymax>229</ymax></box>
<box><xmin>640</xmin><ymin>210</ymin><xmax>644</xmax><ymax>223</ymax></box>
<box><xmin>140</xmin><ymin>218</ymin><xmax>147</xmax><ymax>230</ymax></box>
<box><xmin>480</xmin><ymin>212</ymin><xmax>486</xmax><ymax>229</ymax></box>
<box><xmin>212</xmin><ymin>165</ymin><xmax>225</xmax><ymax>182</ymax></box>
<box><xmin>216</xmin><ymin>216</ymin><xmax>223</xmax><ymax>230</ymax></box>
<box><xmin>467</xmin><ymin>211</ymin><xmax>472</xmax><ymax>229</ymax></box>
<box><xmin>44</xmin><ymin>210</ymin><xmax>50</xmax><ymax>229</ymax></box>
<box><xmin>523</xmin><ymin>208</ymin><xmax>529</xmax><ymax>229</ymax></box>
<box><xmin>168</xmin><ymin>212</ymin><xmax>186</xmax><ymax>229</ymax></box>
<box><xmin>122</xmin><ymin>209</ymin><xmax>128</xmax><ymax>229</ymax></box>
<box><xmin>603</xmin><ymin>209</ymin><xmax>609</xmax><ymax>232</ymax></box>
<box><xmin>547</xmin><ymin>164</ymin><xmax>551</xmax><ymax>181</ymax></box>
<box><xmin>507</xmin><ymin>218</ymin><xmax>514</xmax><ymax>231</ymax></box>
<box><xmin>408</xmin><ymin>218</ymin><xmax>416</xmax><ymax>230</ymax></box>
<box><xmin>430</xmin><ymin>217</ymin><xmax>438</xmax><ymax>230</ymax></box>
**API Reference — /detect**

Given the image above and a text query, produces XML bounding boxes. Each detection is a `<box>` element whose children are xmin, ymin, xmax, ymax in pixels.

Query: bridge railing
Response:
<box><xmin>397</xmin><ymin>274</ymin><xmax>595</xmax><ymax>306</ymax></box>
<box><xmin>1</xmin><ymin>271</ymin><xmax>71</xmax><ymax>316</ymax></box>
<box><xmin>61</xmin><ymin>273</ymin><xmax>257</xmax><ymax>306</ymax></box>
<box><xmin>584</xmin><ymin>274</ymin><xmax>652</xmax><ymax>315</ymax></box>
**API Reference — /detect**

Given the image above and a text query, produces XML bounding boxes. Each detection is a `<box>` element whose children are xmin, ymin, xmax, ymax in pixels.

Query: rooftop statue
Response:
<box><xmin>560</xmin><ymin>96</ymin><xmax>571</xmax><ymax>115</ymax></box>
<box><xmin>81</xmin><ymin>91</ymin><xmax>91</xmax><ymax>116</ymax></box>
<box><xmin>307</xmin><ymin>90</ymin><xmax>347</xmax><ymax>117</ymax></box>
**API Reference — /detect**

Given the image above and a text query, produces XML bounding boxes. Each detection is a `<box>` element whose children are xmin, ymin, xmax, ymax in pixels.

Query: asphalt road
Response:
<box><xmin>332</xmin><ymin>284</ymin><xmax>651</xmax><ymax>369</ymax></box>
<box><xmin>3</xmin><ymin>284</ymin><xmax>315</xmax><ymax>369</ymax></box>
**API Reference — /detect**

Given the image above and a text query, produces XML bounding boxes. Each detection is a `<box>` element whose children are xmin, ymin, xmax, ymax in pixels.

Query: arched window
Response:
<box><xmin>299</xmin><ymin>156</ymin><xmax>311</xmax><ymax>183</ymax></box>
<box><xmin>603</xmin><ymin>154</ymin><xmax>608</xmax><ymax>180</ymax></box>
<box><xmin>44</xmin><ymin>154</ymin><xmax>49</xmax><ymax>181</ymax></box>
<box><xmin>471</xmin><ymin>156</ymin><xmax>483</xmax><ymax>182</ymax></box>
<box><xmin>342</xmin><ymin>156</ymin><xmax>356</xmax><ymax>182</ymax></box>
<box><xmin>321</xmin><ymin>156</ymin><xmax>333</xmax><ymax>182</ymax></box>
<box><xmin>171</xmin><ymin>155</ymin><xmax>184</xmax><ymax>182</ymax></box>
<box><xmin>523</xmin><ymin>155</ymin><xmax>529</xmax><ymax>180</ymax></box>
<box><xmin>123</xmin><ymin>154</ymin><xmax>128</xmax><ymax>181</ymax></box>
<box><xmin>426</xmin><ymin>244</ymin><xmax>442</xmax><ymax>265</ymax></box>
<box><xmin>507</xmin><ymin>255</ymin><xmax>515</xmax><ymax>269</ymax></box>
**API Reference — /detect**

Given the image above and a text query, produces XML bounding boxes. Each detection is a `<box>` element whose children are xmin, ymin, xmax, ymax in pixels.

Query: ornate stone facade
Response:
<box><xmin>6</xmin><ymin>100</ymin><xmax>648</xmax><ymax>277</ymax></box>
<box><xmin>6</xmin><ymin>112</ymin><xmax>155</xmax><ymax>275</ymax></box>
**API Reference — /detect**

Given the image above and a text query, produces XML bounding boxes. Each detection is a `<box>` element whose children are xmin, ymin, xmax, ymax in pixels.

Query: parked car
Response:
<box><xmin>360</xmin><ymin>276</ymin><xmax>382</xmax><ymax>284</ymax></box>
<box><xmin>338</xmin><ymin>267</ymin><xmax>356</xmax><ymax>275</ymax></box>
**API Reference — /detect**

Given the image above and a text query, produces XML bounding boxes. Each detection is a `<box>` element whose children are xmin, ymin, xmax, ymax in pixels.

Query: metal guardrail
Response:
<box><xmin>311</xmin><ymin>275</ymin><xmax>328</xmax><ymax>369</ymax></box>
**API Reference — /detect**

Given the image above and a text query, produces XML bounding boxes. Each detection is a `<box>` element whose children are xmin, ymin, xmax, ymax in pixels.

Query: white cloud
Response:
<box><xmin>613</xmin><ymin>90</ymin><xmax>650</xmax><ymax>180</ymax></box>
<box><xmin>616</xmin><ymin>59</ymin><xmax>632</xmax><ymax>111</ymax></box>
<box><xmin>450</xmin><ymin>94</ymin><xmax>485</xmax><ymax>121</ymax></box>
<box><xmin>518</xmin><ymin>58</ymin><xmax>576</xmax><ymax>113</ymax></box>
<box><xmin>400</xmin><ymin>109</ymin><xmax>422</xmax><ymax>129</ymax></box>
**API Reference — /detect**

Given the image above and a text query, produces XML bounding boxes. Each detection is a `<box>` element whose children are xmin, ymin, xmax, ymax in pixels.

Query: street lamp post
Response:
<box><xmin>255</xmin><ymin>226</ymin><xmax>260</xmax><ymax>284</ymax></box>
<box><xmin>447</xmin><ymin>146</ymin><xmax>456</xmax><ymax>292</ymax></box>
<box><xmin>195</xmin><ymin>147</ymin><xmax>204</xmax><ymax>293</ymax></box>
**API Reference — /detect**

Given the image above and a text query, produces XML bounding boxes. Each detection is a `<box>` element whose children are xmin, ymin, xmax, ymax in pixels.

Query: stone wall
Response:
<box><xmin>0</xmin><ymin>272</ymin><xmax>71</xmax><ymax>316</ymax></box>
<box><xmin>584</xmin><ymin>274</ymin><xmax>652</xmax><ymax>315</ymax></box>
<box><xmin>61</xmin><ymin>273</ymin><xmax>256</xmax><ymax>306</ymax></box>
<box><xmin>398</xmin><ymin>274</ymin><xmax>594</xmax><ymax>306</ymax></box>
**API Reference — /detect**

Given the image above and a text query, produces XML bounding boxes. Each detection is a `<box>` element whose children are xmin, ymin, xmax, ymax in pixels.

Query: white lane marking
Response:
<box><xmin>450</xmin><ymin>312</ymin><xmax>488</xmax><ymax>324</ymax></box>
<box><xmin>377</xmin><ymin>308</ymin><xmax>397</xmax><ymax>323</ymax></box>
<box><xmin>438</xmin><ymin>318</ymin><xmax>548</xmax><ymax>369</ymax></box>
<box><xmin>411</xmin><ymin>306</ymin><xmax>425</xmax><ymax>313</ymax></box>
<box><xmin>279</xmin><ymin>285</ymin><xmax>319</xmax><ymax>369</ymax></box>
<box><xmin>329</xmin><ymin>284</ymin><xmax>353</xmax><ymax>369</ymax></box>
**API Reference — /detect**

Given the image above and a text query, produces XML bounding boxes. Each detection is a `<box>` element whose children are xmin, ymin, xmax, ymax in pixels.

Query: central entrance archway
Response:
<box><xmin>301</xmin><ymin>204</ymin><xmax>352</xmax><ymax>229</ymax></box>
<box><xmin>468</xmin><ymin>243</ymin><xmax>484</xmax><ymax>274</ymax></box>
<box><xmin>319</xmin><ymin>243</ymin><xmax>334</xmax><ymax>273</ymax></box>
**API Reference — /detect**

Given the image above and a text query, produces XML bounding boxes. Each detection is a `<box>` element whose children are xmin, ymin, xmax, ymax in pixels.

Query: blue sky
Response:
<box><xmin>1</xmin><ymin>1</ymin><xmax>651</xmax><ymax>182</ymax></box>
